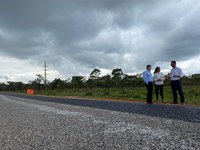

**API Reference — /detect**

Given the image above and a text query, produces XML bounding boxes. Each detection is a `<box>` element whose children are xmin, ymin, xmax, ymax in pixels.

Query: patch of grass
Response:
<box><xmin>85</xmin><ymin>91</ymin><xmax>93</xmax><ymax>96</ymax></box>
<box><xmin>101</xmin><ymin>90</ymin><xmax>110</xmax><ymax>97</ymax></box>
<box><xmin>32</xmin><ymin>86</ymin><xmax>200</xmax><ymax>105</ymax></box>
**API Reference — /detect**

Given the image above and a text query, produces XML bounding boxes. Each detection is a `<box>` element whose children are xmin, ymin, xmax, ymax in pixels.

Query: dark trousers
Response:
<box><xmin>171</xmin><ymin>80</ymin><xmax>185</xmax><ymax>104</ymax></box>
<box><xmin>155</xmin><ymin>84</ymin><xmax>164</xmax><ymax>101</ymax></box>
<box><xmin>145</xmin><ymin>82</ymin><xmax>153</xmax><ymax>103</ymax></box>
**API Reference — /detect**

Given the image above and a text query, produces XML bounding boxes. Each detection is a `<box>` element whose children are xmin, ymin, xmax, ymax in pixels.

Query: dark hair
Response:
<box><xmin>146</xmin><ymin>65</ymin><xmax>151</xmax><ymax>69</ymax></box>
<box><xmin>154</xmin><ymin>67</ymin><xmax>160</xmax><ymax>74</ymax></box>
<box><xmin>171</xmin><ymin>60</ymin><xmax>176</xmax><ymax>64</ymax></box>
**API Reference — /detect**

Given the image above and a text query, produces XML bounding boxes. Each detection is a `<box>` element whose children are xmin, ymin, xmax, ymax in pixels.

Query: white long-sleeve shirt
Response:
<box><xmin>154</xmin><ymin>72</ymin><xmax>165</xmax><ymax>85</ymax></box>
<box><xmin>170</xmin><ymin>67</ymin><xmax>183</xmax><ymax>81</ymax></box>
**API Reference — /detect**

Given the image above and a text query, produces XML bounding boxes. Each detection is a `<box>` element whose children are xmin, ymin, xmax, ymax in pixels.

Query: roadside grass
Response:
<box><xmin>32</xmin><ymin>85</ymin><xmax>200</xmax><ymax>105</ymax></box>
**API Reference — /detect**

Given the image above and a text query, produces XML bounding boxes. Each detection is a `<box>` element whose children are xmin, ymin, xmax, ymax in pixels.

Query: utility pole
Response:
<box><xmin>5</xmin><ymin>76</ymin><xmax>8</xmax><ymax>82</ymax></box>
<box><xmin>44</xmin><ymin>60</ymin><xmax>47</xmax><ymax>89</ymax></box>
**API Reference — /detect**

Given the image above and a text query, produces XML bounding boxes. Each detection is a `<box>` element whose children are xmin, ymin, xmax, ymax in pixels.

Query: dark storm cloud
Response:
<box><xmin>162</xmin><ymin>27</ymin><xmax>200</xmax><ymax>61</ymax></box>
<box><xmin>0</xmin><ymin>0</ymin><xmax>200</xmax><ymax>78</ymax></box>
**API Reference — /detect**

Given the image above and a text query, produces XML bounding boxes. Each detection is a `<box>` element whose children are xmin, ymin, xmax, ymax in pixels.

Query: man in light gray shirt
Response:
<box><xmin>170</xmin><ymin>61</ymin><xmax>185</xmax><ymax>104</ymax></box>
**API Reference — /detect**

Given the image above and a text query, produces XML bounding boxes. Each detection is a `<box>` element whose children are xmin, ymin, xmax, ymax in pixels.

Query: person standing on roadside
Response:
<box><xmin>170</xmin><ymin>61</ymin><xmax>185</xmax><ymax>104</ymax></box>
<box><xmin>143</xmin><ymin>65</ymin><xmax>153</xmax><ymax>104</ymax></box>
<box><xmin>154</xmin><ymin>67</ymin><xmax>165</xmax><ymax>102</ymax></box>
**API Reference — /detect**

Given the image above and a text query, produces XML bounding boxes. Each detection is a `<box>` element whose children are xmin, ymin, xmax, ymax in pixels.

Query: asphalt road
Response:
<box><xmin>0</xmin><ymin>93</ymin><xmax>199</xmax><ymax>150</ymax></box>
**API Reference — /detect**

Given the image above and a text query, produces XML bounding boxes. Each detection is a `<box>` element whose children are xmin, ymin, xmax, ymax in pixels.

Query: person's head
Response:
<box><xmin>154</xmin><ymin>67</ymin><xmax>160</xmax><ymax>74</ymax></box>
<box><xmin>146</xmin><ymin>65</ymin><xmax>151</xmax><ymax>71</ymax></box>
<box><xmin>171</xmin><ymin>60</ymin><xmax>176</xmax><ymax>68</ymax></box>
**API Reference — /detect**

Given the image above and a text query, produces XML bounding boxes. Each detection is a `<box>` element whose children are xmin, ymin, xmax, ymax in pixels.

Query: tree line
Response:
<box><xmin>0</xmin><ymin>68</ymin><xmax>200</xmax><ymax>91</ymax></box>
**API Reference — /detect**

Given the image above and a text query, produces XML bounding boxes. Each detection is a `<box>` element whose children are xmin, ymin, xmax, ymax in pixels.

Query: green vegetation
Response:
<box><xmin>0</xmin><ymin>68</ymin><xmax>200</xmax><ymax>105</ymax></box>
<box><xmin>34</xmin><ymin>86</ymin><xmax>200</xmax><ymax>105</ymax></box>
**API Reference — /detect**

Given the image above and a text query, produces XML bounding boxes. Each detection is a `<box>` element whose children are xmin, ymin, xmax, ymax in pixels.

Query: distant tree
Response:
<box><xmin>28</xmin><ymin>74</ymin><xmax>45</xmax><ymax>91</ymax></box>
<box><xmin>49</xmin><ymin>78</ymin><xmax>66</xmax><ymax>90</ymax></box>
<box><xmin>0</xmin><ymin>83</ymin><xmax>8</xmax><ymax>91</ymax></box>
<box><xmin>15</xmin><ymin>82</ymin><xmax>25</xmax><ymax>91</ymax></box>
<box><xmin>121</xmin><ymin>74</ymin><xmax>135</xmax><ymax>87</ymax></box>
<box><xmin>87</xmin><ymin>69</ymin><xmax>101</xmax><ymax>88</ymax></box>
<box><xmin>7</xmin><ymin>81</ymin><xmax>17</xmax><ymax>91</ymax></box>
<box><xmin>89</xmin><ymin>68</ymin><xmax>101</xmax><ymax>80</ymax></box>
<box><xmin>99</xmin><ymin>74</ymin><xmax>113</xmax><ymax>89</ymax></box>
<box><xmin>182</xmin><ymin>74</ymin><xmax>200</xmax><ymax>85</ymax></box>
<box><xmin>111</xmin><ymin>68</ymin><xmax>124</xmax><ymax>80</ymax></box>
<box><xmin>4</xmin><ymin>81</ymin><xmax>25</xmax><ymax>91</ymax></box>
<box><xmin>111</xmin><ymin>68</ymin><xmax>124</xmax><ymax>88</ymax></box>
<box><xmin>134</xmin><ymin>77</ymin><xmax>145</xmax><ymax>87</ymax></box>
<box><xmin>36</xmin><ymin>74</ymin><xmax>44</xmax><ymax>83</ymax></box>
<box><xmin>71</xmin><ymin>76</ymin><xmax>85</xmax><ymax>88</ymax></box>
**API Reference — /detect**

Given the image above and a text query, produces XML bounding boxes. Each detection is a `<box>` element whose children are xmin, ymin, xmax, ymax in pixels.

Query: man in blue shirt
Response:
<box><xmin>143</xmin><ymin>65</ymin><xmax>153</xmax><ymax>103</ymax></box>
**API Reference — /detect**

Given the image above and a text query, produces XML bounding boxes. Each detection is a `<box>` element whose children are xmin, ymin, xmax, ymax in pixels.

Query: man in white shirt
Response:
<box><xmin>170</xmin><ymin>61</ymin><xmax>185</xmax><ymax>104</ymax></box>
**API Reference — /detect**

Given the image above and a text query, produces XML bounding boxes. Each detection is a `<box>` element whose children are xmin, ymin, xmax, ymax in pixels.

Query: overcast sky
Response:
<box><xmin>0</xmin><ymin>0</ymin><xmax>200</xmax><ymax>82</ymax></box>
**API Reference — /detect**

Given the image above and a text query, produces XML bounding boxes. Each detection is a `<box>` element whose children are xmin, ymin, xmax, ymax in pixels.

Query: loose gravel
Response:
<box><xmin>0</xmin><ymin>94</ymin><xmax>199</xmax><ymax>149</ymax></box>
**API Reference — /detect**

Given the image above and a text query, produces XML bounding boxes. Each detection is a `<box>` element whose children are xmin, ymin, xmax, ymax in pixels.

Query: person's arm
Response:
<box><xmin>161</xmin><ymin>73</ymin><xmax>165</xmax><ymax>81</ymax></box>
<box><xmin>179</xmin><ymin>68</ymin><xmax>184</xmax><ymax>78</ymax></box>
<box><xmin>170</xmin><ymin>69</ymin><xmax>173</xmax><ymax>80</ymax></box>
<box><xmin>173</xmin><ymin>68</ymin><xmax>183</xmax><ymax>78</ymax></box>
<box><xmin>143</xmin><ymin>71</ymin><xmax>148</xmax><ymax>84</ymax></box>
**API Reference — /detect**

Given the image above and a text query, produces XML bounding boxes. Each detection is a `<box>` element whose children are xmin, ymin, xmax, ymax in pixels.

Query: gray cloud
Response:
<box><xmin>0</xmin><ymin>0</ymin><xmax>200</xmax><ymax>80</ymax></box>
